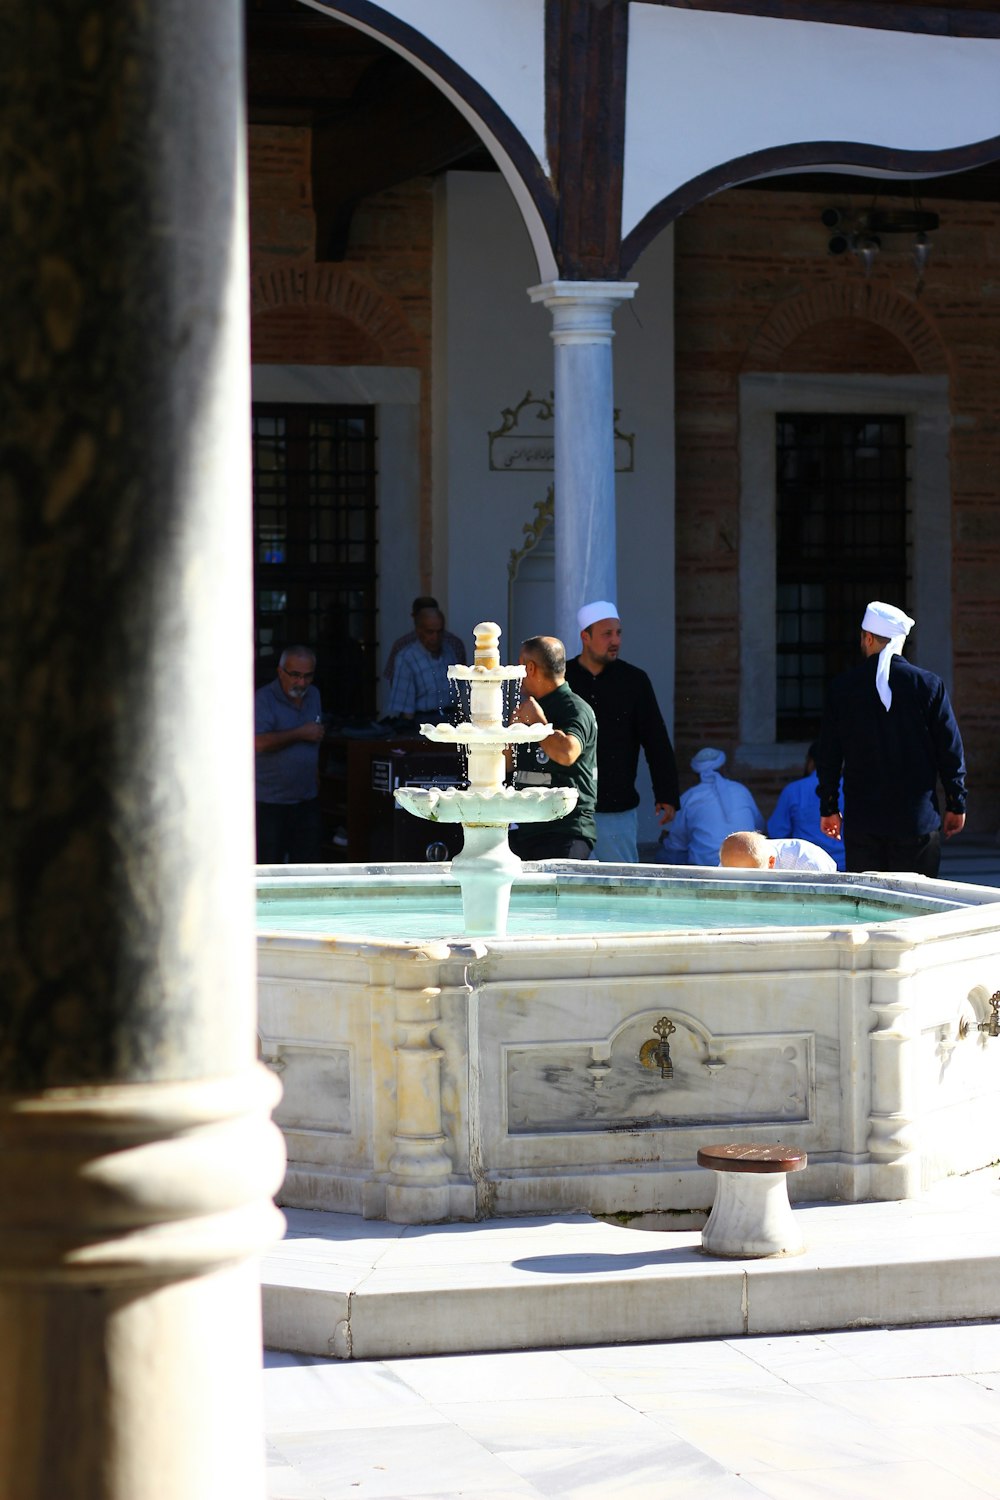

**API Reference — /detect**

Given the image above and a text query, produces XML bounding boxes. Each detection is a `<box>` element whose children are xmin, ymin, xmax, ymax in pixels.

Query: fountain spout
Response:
<box><xmin>394</xmin><ymin>621</ymin><xmax>577</xmax><ymax>935</ymax></box>
<box><xmin>979</xmin><ymin>991</ymin><xmax>1000</xmax><ymax>1038</ymax></box>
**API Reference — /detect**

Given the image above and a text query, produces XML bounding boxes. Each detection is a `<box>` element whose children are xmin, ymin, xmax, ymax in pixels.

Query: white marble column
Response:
<box><xmin>529</xmin><ymin>281</ymin><xmax>638</xmax><ymax>649</ymax></box>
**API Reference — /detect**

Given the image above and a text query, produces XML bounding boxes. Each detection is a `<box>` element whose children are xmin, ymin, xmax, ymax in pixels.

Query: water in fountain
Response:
<box><xmin>393</xmin><ymin>621</ymin><xmax>578</xmax><ymax>936</ymax></box>
<box><xmin>258</xmin><ymin>880</ymin><xmax>953</xmax><ymax>941</ymax></box>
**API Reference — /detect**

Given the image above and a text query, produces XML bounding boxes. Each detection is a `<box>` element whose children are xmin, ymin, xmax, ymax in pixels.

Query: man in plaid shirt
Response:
<box><xmin>384</xmin><ymin>605</ymin><xmax>459</xmax><ymax>720</ymax></box>
<box><xmin>383</xmin><ymin>595</ymin><xmax>466</xmax><ymax>685</ymax></box>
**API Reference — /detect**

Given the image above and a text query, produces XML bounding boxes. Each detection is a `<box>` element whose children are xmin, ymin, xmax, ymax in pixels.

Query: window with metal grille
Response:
<box><xmin>775</xmin><ymin>413</ymin><xmax>910</xmax><ymax>741</ymax></box>
<box><xmin>252</xmin><ymin>403</ymin><xmax>378</xmax><ymax>721</ymax></box>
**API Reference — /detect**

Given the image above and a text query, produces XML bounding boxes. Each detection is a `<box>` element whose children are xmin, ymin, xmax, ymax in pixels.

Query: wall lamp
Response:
<box><xmin>822</xmin><ymin>205</ymin><xmax>939</xmax><ymax>282</ymax></box>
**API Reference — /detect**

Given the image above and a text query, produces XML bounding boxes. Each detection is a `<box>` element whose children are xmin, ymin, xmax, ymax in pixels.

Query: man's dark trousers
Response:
<box><xmin>255</xmin><ymin>798</ymin><xmax>324</xmax><ymax>864</ymax></box>
<box><xmin>845</xmin><ymin>829</ymin><xmax>941</xmax><ymax>878</ymax></box>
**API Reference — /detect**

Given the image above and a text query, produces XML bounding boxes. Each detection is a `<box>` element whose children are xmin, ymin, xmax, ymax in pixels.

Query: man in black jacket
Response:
<box><xmin>817</xmin><ymin>600</ymin><xmax>966</xmax><ymax>877</ymax></box>
<box><xmin>565</xmin><ymin>600</ymin><xmax>679</xmax><ymax>862</ymax></box>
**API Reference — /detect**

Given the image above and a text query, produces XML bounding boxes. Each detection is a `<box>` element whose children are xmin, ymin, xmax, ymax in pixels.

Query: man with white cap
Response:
<box><xmin>657</xmin><ymin>748</ymin><xmax>765</xmax><ymax>867</ymax></box>
<box><xmin>565</xmin><ymin>601</ymin><xmax>680</xmax><ymax>862</ymax></box>
<box><xmin>816</xmin><ymin>600</ymin><xmax>966</xmax><ymax>877</ymax></box>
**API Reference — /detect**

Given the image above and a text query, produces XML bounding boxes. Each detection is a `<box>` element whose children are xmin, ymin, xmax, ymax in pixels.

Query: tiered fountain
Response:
<box><xmin>393</xmin><ymin>620</ymin><xmax>576</xmax><ymax>936</ymax></box>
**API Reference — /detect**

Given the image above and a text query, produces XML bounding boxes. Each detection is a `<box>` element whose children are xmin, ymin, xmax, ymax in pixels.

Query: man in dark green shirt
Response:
<box><xmin>508</xmin><ymin>635</ymin><xmax>597</xmax><ymax>859</ymax></box>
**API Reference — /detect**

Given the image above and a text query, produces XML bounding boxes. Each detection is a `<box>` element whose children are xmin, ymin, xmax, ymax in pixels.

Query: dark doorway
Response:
<box><xmin>775</xmin><ymin>412</ymin><xmax>910</xmax><ymax>740</ymax></box>
<box><xmin>252</xmin><ymin>402</ymin><xmax>378</xmax><ymax>721</ymax></box>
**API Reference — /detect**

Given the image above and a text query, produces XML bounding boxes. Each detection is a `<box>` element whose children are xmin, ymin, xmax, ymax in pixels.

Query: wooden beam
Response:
<box><xmin>546</xmin><ymin>0</ymin><xmax>630</xmax><ymax>279</ymax></box>
<box><xmin>648</xmin><ymin>1</ymin><xmax>1000</xmax><ymax>40</ymax></box>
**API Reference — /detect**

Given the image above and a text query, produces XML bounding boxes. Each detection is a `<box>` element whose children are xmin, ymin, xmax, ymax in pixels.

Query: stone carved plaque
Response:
<box><xmin>489</xmin><ymin>391</ymin><xmax>634</xmax><ymax>473</ymax></box>
<box><xmin>504</xmin><ymin>1017</ymin><xmax>811</xmax><ymax>1135</ymax></box>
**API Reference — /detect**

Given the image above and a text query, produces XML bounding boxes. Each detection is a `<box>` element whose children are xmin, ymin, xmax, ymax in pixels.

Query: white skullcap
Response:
<box><xmin>577</xmin><ymin>600</ymin><xmax>619</xmax><ymax>633</ymax></box>
<box><xmin>861</xmin><ymin>600</ymin><xmax>915</xmax><ymax>712</ymax></box>
<box><xmin>691</xmin><ymin>747</ymin><xmax>726</xmax><ymax>775</ymax></box>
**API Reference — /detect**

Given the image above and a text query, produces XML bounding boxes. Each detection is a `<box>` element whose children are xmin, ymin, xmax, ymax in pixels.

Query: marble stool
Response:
<box><xmin>696</xmin><ymin>1143</ymin><xmax>807</xmax><ymax>1258</ymax></box>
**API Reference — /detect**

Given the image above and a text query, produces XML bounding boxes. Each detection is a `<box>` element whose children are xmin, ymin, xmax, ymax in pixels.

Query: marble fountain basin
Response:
<box><xmin>256</xmin><ymin>862</ymin><xmax>1000</xmax><ymax>1224</ymax></box>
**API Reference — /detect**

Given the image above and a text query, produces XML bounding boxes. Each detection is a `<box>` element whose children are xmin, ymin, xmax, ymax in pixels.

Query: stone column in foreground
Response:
<box><xmin>529</xmin><ymin>280</ymin><xmax>638</xmax><ymax>648</ymax></box>
<box><xmin>0</xmin><ymin>4</ymin><xmax>284</xmax><ymax>1498</ymax></box>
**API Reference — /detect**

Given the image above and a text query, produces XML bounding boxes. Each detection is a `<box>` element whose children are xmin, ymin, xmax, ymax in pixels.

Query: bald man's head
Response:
<box><xmin>719</xmin><ymin>831</ymin><xmax>775</xmax><ymax>869</ymax></box>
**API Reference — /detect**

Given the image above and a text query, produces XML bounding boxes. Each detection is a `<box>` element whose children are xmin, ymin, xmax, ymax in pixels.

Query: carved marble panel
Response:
<box><xmin>266</xmin><ymin>1043</ymin><xmax>353</xmax><ymax>1135</ymax></box>
<box><xmin>504</xmin><ymin>1013</ymin><xmax>812</xmax><ymax>1135</ymax></box>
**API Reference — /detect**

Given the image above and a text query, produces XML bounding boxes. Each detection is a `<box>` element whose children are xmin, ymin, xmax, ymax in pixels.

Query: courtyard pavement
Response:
<box><xmin>264</xmin><ymin>832</ymin><xmax>1000</xmax><ymax>1498</ymax></box>
<box><xmin>265</xmin><ymin>1318</ymin><xmax>1000</xmax><ymax>1499</ymax></box>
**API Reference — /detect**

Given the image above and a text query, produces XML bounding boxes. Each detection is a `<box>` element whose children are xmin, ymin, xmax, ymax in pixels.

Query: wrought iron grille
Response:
<box><xmin>775</xmin><ymin>413</ymin><xmax>910</xmax><ymax>740</ymax></box>
<box><xmin>252</xmin><ymin>403</ymin><xmax>378</xmax><ymax>721</ymax></box>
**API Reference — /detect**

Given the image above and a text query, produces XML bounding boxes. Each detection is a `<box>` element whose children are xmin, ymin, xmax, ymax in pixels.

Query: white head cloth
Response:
<box><xmin>690</xmin><ymin>746</ymin><xmax>752</xmax><ymax>833</ymax></box>
<box><xmin>577</xmin><ymin>600</ymin><xmax>619</xmax><ymax>633</ymax></box>
<box><xmin>691</xmin><ymin>747</ymin><xmax>726</xmax><ymax>780</ymax></box>
<box><xmin>862</xmin><ymin>600</ymin><xmax>915</xmax><ymax>712</ymax></box>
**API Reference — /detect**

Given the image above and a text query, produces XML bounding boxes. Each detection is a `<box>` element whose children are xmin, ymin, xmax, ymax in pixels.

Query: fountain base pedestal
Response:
<box><xmin>258</xmin><ymin>863</ymin><xmax>1000</xmax><ymax>1223</ymax></box>
<box><xmin>451</xmin><ymin>825</ymin><xmax>523</xmax><ymax>936</ymax></box>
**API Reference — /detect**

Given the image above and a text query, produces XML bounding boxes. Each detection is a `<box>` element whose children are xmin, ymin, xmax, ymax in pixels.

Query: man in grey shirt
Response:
<box><xmin>254</xmin><ymin>645</ymin><xmax>326</xmax><ymax>863</ymax></box>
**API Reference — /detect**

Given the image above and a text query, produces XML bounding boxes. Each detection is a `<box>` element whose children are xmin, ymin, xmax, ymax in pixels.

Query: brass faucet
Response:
<box><xmin>979</xmin><ymin>991</ymin><xmax>1000</xmax><ymax>1039</ymax></box>
<box><xmin>961</xmin><ymin>990</ymin><xmax>1000</xmax><ymax>1041</ymax></box>
<box><xmin>639</xmin><ymin>1016</ymin><xmax>676</xmax><ymax>1079</ymax></box>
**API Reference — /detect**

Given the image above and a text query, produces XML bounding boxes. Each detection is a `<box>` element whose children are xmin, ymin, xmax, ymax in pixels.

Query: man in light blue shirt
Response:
<box><xmin>384</xmin><ymin>605</ymin><xmax>459</xmax><ymax>720</ymax></box>
<box><xmin>657</xmin><ymin>748</ymin><xmax>765</xmax><ymax>866</ymax></box>
<box><xmin>768</xmin><ymin>742</ymin><xmax>845</xmax><ymax>871</ymax></box>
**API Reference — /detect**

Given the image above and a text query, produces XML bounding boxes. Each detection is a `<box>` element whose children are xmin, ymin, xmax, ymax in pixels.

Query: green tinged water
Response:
<box><xmin>256</xmin><ymin>884</ymin><xmax>940</xmax><ymax>940</ymax></box>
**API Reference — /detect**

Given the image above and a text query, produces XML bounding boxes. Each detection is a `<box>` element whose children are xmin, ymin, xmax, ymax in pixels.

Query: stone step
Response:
<box><xmin>262</xmin><ymin>1169</ymin><xmax>1000</xmax><ymax>1361</ymax></box>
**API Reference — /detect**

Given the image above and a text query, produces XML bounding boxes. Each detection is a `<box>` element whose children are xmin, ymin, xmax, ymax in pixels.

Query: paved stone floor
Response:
<box><xmin>264</xmin><ymin>1320</ymin><xmax>1000</xmax><ymax>1498</ymax></box>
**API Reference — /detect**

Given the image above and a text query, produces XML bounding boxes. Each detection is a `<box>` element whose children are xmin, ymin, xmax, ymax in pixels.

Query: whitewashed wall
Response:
<box><xmin>624</xmin><ymin>7</ymin><xmax>1000</xmax><ymax>239</ymax></box>
<box><xmin>433</xmin><ymin>170</ymin><xmax>676</xmax><ymax>845</ymax></box>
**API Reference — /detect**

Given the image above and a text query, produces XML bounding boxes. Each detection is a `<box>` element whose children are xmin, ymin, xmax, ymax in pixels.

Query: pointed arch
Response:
<box><xmin>622</xmin><ymin>136</ymin><xmax>1000</xmax><ymax>275</ymax></box>
<box><xmin>305</xmin><ymin>0</ymin><xmax>559</xmax><ymax>281</ymax></box>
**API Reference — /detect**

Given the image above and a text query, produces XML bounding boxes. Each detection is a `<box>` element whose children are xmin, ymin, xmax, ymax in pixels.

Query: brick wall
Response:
<box><xmin>246</xmin><ymin>139</ymin><xmax>1000</xmax><ymax>833</ymax></box>
<box><xmin>674</xmin><ymin>189</ymin><xmax>1000</xmax><ymax>833</ymax></box>
<box><xmin>248</xmin><ymin>125</ymin><xmax>435</xmax><ymax>580</ymax></box>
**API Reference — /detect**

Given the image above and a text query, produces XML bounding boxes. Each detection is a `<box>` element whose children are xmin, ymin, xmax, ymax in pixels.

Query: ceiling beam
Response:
<box><xmin>311</xmin><ymin>60</ymin><xmax>480</xmax><ymax>260</ymax></box>
<box><xmin>652</xmin><ymin>1</ymin><xmax>1000</xmax><ymax>39</ymax></box>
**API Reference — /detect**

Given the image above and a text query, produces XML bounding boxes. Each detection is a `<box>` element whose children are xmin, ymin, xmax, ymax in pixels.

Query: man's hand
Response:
<box><xmin>655</xmin><ymin>802</ymin><xmax>676</xmax><ymax>826</ymax></box>
<box><xmin>255</xmin><ymin>721</ymin><xmax>325</xmax><ymax>755</ymax></box>
<box><xmin>512</xmin><ymin>695</ymin><xmax>546</xmax><ymax>727</ymax></box>
<box><xmin>943</xmin><ymin>811</ymin><xmax>966</xmax><ymax>840</ymax></box>
<box><xmin>820</xmin><ymin>812</ymin><xmax>842</xmax><ymax>840</ymax></box>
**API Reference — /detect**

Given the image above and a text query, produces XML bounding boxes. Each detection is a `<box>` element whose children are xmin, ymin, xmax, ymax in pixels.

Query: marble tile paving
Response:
<box><xmin>262</xmin><ymin>1162</ymin><xmax>1000</xmax><ymax>1496</ymax></box>
<box><xmin>264</xmin><ymin>1321</ymin><xmax>1000</xmax><ymax>1498</ymax></box>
